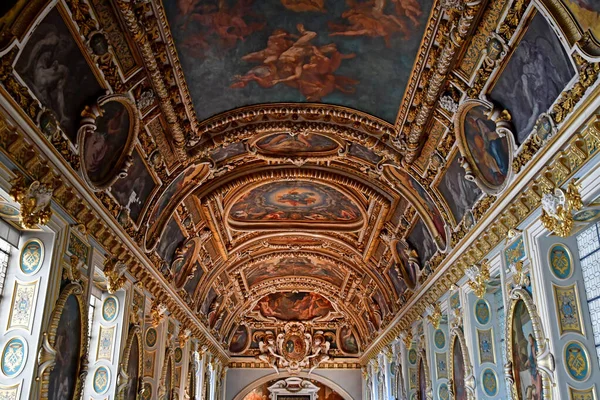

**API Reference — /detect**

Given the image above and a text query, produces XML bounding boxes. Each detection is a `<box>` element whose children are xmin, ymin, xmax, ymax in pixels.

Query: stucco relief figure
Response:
<box><xmin>308</xmin><ymin>333</ymin><xmax>331</xmax><ymax>373</ymax></box>
<box><xmin>232</xmin><ymin>24</ymin><xmax>357</xmax><ymax>101</ymax></box>
<box><xmin>257</xmin><ymin>333</ymin><xmax>285</xmax><ymax>373</ymax></box>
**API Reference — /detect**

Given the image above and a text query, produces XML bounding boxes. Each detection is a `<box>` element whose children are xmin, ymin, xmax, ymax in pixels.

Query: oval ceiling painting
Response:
<box><xmin>228</xmin><ymin>181</ymin><xmax>363</xmax><ymax>230</ymax></box>
<box><xmin>253</xmin><ymin>292</ymin><xmax>335</xmax><ymax>321</ymax></box>
<box><xmin>254</xmin><ymin>132</ymin><xmax>339</xmax><ymax>155</ymax></box>
<box><xmin>244</xmin><ymin>256</ymin><xmax>345</xmax><ymax>288</ymax></box>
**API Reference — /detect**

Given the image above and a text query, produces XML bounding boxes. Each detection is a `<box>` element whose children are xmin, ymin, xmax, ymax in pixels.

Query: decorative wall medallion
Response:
<box><xmin>504</xmin><ymin>235</ymin><xmax>526</xmax><ymax>267</ymax></box>
<box><xmin>438</xmin><ymin>383</ymin><xmax>449</xmax><ymax>400</ymax></box>
<box><xmin>474</xmin><ymin>299</ymin><xmax>491</xmax><ymax>325</ymax></box>
<box><xmin>145</xmin><ymin>328</ymin><xmax>157</xmax><ymax>348</ymax></box>
<box><xmin>0</xmin><ymin>384</ymin><xmax>20</xmax><ymax>399</ymax></box>
<box><xmin>553</xmin><ymin>283</ymin><xmax>584</xmax><ymax>336</ymax></box>
<box><xmin>409</xmin><ymin>367</ymin><xmax>417</xmax><ymax>389</ymax></box>
<box><xmin>93</xmin><ymin>366</ymin><xmax>110</xmax><ymax>394</ymax></box>
<box><xmin>0</xmin><ymin>202</ymin><xmax>19</xmax><ymax>218</ymax></box>
<box><xmin>435</xmin><ymin>352</ymin><xmax>448</xmax><ymax>379</ymax></box>
<box><xmin>564</xmin><ymin>341</ymin><xmax>590</xmax><ymax>382</ymax></box>
<box><xmin>408</xmin><ymin>348</ymin><xmax>417</xmax><ymax>364</ymax></box>
<box><xmin>450</xmin><ymin>292</ymin><xmax>460</xmax><ymax>310</ymax></box>
<box><xmin>142</xmin><ymin>382</ymin><xmax>152</xmax><ymax>400</ymax></box>
<box><xmin>455</xmin><ymin>100</ymin><xmax>514</xmax><ymax>193</ymax></box>
<box><xmin>97</xmin><ymin>326</ymin><xmax>115</xmax><ymax>361</ymax></box>
<box><xmin>573</xmin><ymin>208</ymin><xmax>600</xmax><ymax>223</ymax></box>
<box><xmin>102</xmin><ymin>296</ymin><xmax>119</xmax><ymax>322</ymax></box>
<box><xmin>19</xmin><ymin>239</ymin><xmax>44</xmax><ymax>275</ymax></box>
<box><xmin>78</xmin><ymin>94</ymin><xmax>140</xmax><ymax>190</ymax></box>
<box><xmin>1</xmin><ymin>337</ymin><xmax>27</xmax><ymax>377</ymax></box>
<box><xmin>477</xmin><ymin>328</ymin><xmax>495</xmax><ymax>364</ymax></box>
<box><xmin>549</xmin><ymin>244</ymin><xmax>573</xmax><ymax>280</ymax></box>
<box><xmin>481</xmin><ymin>368</ymin><xmax>498</xmax><ymax>396</ymax></box>
<box><xmin>174</xmin><ymin>347</ymin><xmax>183</xmax><ymax>364</ymax></box>
<box><xmin>569</xmin><ymin>386</ymin><xmax>597</xmax><ymax>400</ymax></box>
<box><xmin>434</xmin><ymin>329</ymin><xmax>446</xmax><ymax>349</ymax></box>
<box><xmin>8</xmin><ymin>280</ymin><xmax>38</xmax><ymax>330</ymax></box>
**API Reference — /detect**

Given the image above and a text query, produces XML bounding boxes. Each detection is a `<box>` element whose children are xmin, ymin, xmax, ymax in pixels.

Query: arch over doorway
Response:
<box><xmin>232</xmin><ymin>371</ymin><xmax>355</xmax><ymax>400</ymax></box>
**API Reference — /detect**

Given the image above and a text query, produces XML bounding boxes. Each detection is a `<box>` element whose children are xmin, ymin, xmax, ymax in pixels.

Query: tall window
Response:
<box><xmin>576</xmin><ymin>222</ymin><xmax>600</xmax><ymax>364</ymax></box>
<box><xmin>0</xmin><ymin>238</ymin><xmax>10</xmax><ymax>299</ymax></box>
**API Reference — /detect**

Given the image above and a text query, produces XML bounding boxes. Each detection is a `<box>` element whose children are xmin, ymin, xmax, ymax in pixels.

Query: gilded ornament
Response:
<box><xmin>426</xmin><ymin>303</ymin><xmax>442</xmax><ymax>329</ymax></box>
<box><xmin>465</xmin><ymin>259</ymin><xmax>490</xmax><ymax>299</ymax></box>
<box><xmin>540</xmin><ymin>178</ymin><xmax>582</xmax><ymax>237</ymax></box>
<box><xmin>9</xmin><ymin>175</ymin><xmax>53</xmax><ymax>229</ymax></box>
<box><xmin>104</xmin><ymin>257</ymin><xmax>128</xmax><ymax>293</ymax></box>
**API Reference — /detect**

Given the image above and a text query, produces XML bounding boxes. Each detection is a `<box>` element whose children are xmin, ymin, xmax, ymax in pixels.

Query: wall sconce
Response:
<box><xmin>426</xmin><ymin>303</ymin><xmax>442</xmax><ymax>329</ymax></box>
<box><xmin>465</xmin><ymin>259</ymin><xmax>490</xmax><ymax>299</ymax></box>
<box><xmin>540</xmin><ymin>178</ymin><xmax>582</xmax><ymax>237</ymax></box>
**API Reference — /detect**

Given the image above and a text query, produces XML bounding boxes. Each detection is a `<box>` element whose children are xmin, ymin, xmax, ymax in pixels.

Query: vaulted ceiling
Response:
<box><xmin>131</xmin><ymin>0</ymin><xmax>478</xmax><ymax>360</ymax></box>
<box><xmin>5</xmin><ymin>0</ymin><xmax>591</xmax><ymax>365</ymax></box>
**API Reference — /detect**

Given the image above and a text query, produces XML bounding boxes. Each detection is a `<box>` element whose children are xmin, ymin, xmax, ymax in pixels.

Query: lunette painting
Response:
<box><xmin>164</xmin><ymin>0</ymin><xmax>434</xmax><ymax>123</ymax></box>
<box><xmin>490</xmin><ymin>13</ymin><xmax>574</xmax><ymax>144</ymax></box>
<box><xmin>14</xmin><ymin>7</ymin><xmax>103</xmax><ymax>143</ymax></box>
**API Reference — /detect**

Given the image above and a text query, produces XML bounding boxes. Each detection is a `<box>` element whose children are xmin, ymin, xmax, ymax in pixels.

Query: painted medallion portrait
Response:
<box><xmin>511</xmin><ymin>300</ymin><xmax>543</xmax><ymax>400</ymax></box>
<box><xmin>490</xmin><ymin>13</ymin><xmax>574</xmax><ymax>144</ymax></box>
<box><xmin>229</xmin><ymin>181</ymin><xmax>363</xmax><ymax>229</ymax></box>
<box><xmin>14</xmin><ymin>8</ymin><xmax>103</xmax><ymax>143</ymax></box>
<box><xmin>47</xmin><ymin>294</ymin><xmax>82</xmax><ymax>400</ymax></box>
<box><xmin>452</xmin><ymin>338</ymin><xmax>467</xmax><ymax>400</ymax></box>
<box><xmin>125</xmin><ymin>336</ymin><xmax>140</xmax><ymax>400</ymax></box>
<box><xmin>254</xmin><ymin>292</ymin><xmax>334</xmax><ymax>321</ymax></box>
<box><xmin>82</xmin><ymin>98</ymin><xmax>134</xmax><ymax>186</ymax></box>
<box><xmin>460</xmin><ymin>104</ymin><xmax>510</xmax><ymax>190</ymax></box>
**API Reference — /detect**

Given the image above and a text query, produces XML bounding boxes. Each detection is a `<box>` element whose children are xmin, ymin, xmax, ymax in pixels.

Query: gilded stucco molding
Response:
<box><xmin>360</xmin><ymin>108</ymin><xmax>600</xmax><ymax>365</ymax></box>
<box><xmin>0</xmin><ymin>111</ymin><xmax>229</xmax><ymax>364</ymax></box>
<box><xmin>115</xmin><ymin>0</ymin><xmax>187</xmax><ymax>159</ymax></box>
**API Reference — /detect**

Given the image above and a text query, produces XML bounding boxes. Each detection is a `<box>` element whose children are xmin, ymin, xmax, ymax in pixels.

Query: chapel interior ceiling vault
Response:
<box><xmin>1</xmin><ymin>0</ymin><xmax>599</xmax><ymax>368</ymax></box>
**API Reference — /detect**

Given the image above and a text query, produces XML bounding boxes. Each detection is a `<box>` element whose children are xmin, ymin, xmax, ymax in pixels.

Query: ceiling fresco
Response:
<box><xmin>163</xmin><ymin>0</ymin><xmax>434</xmax><ymax>123</ymax></box>
<box><xmin>1</xmin><ymin>0</ymin><xmax>597</xmax><ymax>368</ymax></box>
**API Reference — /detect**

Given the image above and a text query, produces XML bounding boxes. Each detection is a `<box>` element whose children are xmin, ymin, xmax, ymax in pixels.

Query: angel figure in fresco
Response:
<box><xmin>280</xmin><ymin>0</ymin><xmax>326</xmax><ymax>13</ymax></box>
<box><xmin>329</xmin><ymin>0</ymin><xmax>421</xmax><ymax>46</ymax></box>
<box><xmin>466</xmin><ymin>115</ymin><xmax>508</xmax><ymax>183</ymax></box>
<box><xmin>176</xmin><ymin>0</ymin><xmax>264</xmax><ymax>54</ymax></box>
<box><xmin>231</xmin><ymin>24</ymin><xmax>358</xmax><ymax>101</ymax></box>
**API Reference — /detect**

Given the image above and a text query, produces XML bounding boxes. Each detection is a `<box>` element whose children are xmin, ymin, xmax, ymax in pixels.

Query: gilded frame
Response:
<box><xmin>454</xmin><ymin>99</ymin><xmax>516</xmax><ymax>195</ymax></box>
<box><xmin>246</xmin><ymin>131</ymin><xmax>347</xmax><ymax>165</ymax></box>
<box><xmin>223</xmin><ymin>178</ymin><xmax>367</xmax><ymax>232</ymax></box>
<box><xmin>416</xmin><ymin>348</ymin><xmax>433</xmax><ymax>400</ymax></box>
<box><xmin>37</xmin><ymin>282</ymin><xmax>88</xmax><ymax>400</ymax></box>
<box><xmin>537</xmin><ymin>0</ymin><xmax>600</xmax><ymax>57</ymax></box>
<box><xmin>77</xmin><ymin>94</ymin><xmax>140</xmax><ymax>191</ymax></box>
<box><xmin>448</xmin><ymin>326</ymin><xmax>475</xmax><ymax>400</ymax></box>
<box><xmin>117</xmin><ymin>325</ymin><xmax>143</xmax><ymax>400</ymax></box>
<box><xmin>504</xmin><ymin>287</ymin><xmax>555</xmax><ymax>400</ymax></box>
<box><xmin>159</xmin><ymin>348</ymin><xmax>176</xmax><ymax>400</ymax></box>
